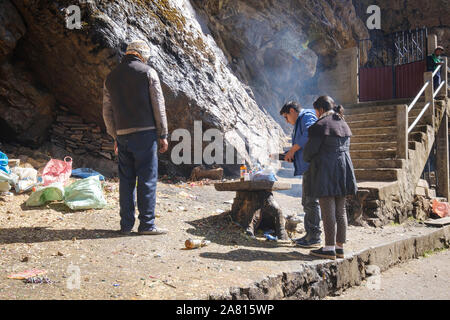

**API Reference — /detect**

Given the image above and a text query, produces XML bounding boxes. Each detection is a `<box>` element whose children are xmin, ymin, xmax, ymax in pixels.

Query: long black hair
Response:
<box><xmin>313</xmin><ymin>96</ymin><xmax>344</xmax><ymax>118</ymax></box>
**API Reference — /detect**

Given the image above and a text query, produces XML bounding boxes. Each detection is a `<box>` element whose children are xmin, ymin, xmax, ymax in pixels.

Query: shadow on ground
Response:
<box><xmin>199</xmin><ymin>249</ymin><xmax>314</xmax><ymax>262</ymax></box>
<box><xmin>20</xmin><ymin>202</ymin><xmax>89</xmax><ymax>214</ymax></box>
<box><xmin>0</xmin><ymin>227</ymin><xmax>124</xmax><ymax>244</ymax></box>
<box><xmin>186</xmin><ymin>212</ymin><xmax>297</xmax><ymax>249</ymax></box>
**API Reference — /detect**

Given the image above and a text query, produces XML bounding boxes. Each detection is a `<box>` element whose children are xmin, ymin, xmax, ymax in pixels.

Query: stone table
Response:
<box><xmin>214</xmin><ymin>180</ymin><xmax>292</xmax><ymax>240</ymax></box>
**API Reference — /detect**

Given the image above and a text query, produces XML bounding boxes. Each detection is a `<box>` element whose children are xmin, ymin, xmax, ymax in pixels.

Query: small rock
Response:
<box><xmin>365</xmin><ymin>265</ymin><xmax>380</xmax><ymax>276</ymax></box>
<box><xmin>21</xmin><ymin>256</ymin><xmax>29</xmax><ymax>262</ymax></box>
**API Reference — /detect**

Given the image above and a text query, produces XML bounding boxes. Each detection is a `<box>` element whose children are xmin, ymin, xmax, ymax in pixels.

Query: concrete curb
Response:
<box><xmin>208</xmin><ymin>225</ymin><xmax>450</xmax><ymax>300</ymax></box>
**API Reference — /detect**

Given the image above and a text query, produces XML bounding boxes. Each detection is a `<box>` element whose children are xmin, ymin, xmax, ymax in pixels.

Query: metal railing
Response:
<box><xmin>396</xmin><ymin>57</ymin><xmax>448</xmax><ymax>159</ymax></box>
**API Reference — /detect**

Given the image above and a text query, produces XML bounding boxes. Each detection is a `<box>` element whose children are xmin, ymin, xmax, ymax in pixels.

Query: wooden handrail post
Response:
<box><xmin>436</xmin><ymin>110</ymin><xmax>449</xmax><ymax>200</ymax></box>
<box><xmin>396</xmin><ymin>104</ymin><xmax>408</xmax><ymax>159</ymax></box>
<box><xmin>424</xmin><ymin>71</ymin><xmax>435</xmax><ymax>129</ymax></box>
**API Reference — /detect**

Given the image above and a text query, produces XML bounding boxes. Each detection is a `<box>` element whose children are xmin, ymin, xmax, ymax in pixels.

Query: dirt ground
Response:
<box><xmin>326</xmin><ymin>248</ymin><xmax>450</xmax><ymax>300</ymax></box>
<box><xmin>0</xmin><ymin>171</ymin><xmax>442</xmax><ymax>300</ymax></box>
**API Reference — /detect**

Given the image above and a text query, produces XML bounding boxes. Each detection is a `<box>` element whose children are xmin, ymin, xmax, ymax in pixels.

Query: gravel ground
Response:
<box><xmin>0</xmin><ymin>173</ymin><xmax>441</xmax><ymax>300</ymax></box>
<box><xmin>326</xmin><ymin>249</ymin><xmax>450</xmax><ymax>300</ymax></box>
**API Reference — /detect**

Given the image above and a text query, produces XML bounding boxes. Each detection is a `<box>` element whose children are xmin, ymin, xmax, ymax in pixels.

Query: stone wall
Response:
<box><xmin>49</xmin><ymin>106</ymin><xmax>116</xmax><ymax>161</ymax></box>
<box><xmin>317</xmin><ymin>47</ymin><xmax>359</xmax><ymax>105</ymax></box>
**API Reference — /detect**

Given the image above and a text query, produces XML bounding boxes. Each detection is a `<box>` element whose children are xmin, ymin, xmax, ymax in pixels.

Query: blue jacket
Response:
<box><xmin>292</xmin><ymin>109</ymin><xmax>317</xmax><ymax>176</ymax></box>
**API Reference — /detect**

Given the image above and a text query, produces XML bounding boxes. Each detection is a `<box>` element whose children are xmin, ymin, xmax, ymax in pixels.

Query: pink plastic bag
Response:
<box><xmin>41</xmin><ymin>156</ymin><xmax>73</xmax><ymax>186</ymax></box>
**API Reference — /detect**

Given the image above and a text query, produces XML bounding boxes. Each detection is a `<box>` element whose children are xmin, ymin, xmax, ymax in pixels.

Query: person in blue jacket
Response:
<box><xmin>280</xmin><ymin>101</ymin><xmax>321</xmax><ymax>248</ymax></box>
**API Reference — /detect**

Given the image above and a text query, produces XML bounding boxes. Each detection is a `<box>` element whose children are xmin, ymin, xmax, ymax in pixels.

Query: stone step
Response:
<box><xmin>350</xmin><ymin>142</ymin><xmax>397</xmax><ymax>151</ymax></box>
<box><xmin>354</xmin><ymin>168</ymin><xmax>400</xmax><ymax>181</ymax></box>
<box><xmin>352</xmin><ymin>159</ymin><xmax>405</xmax><ymax>169</ymax></box>
<box><xmin>350</xmin><ymin>150</ymin><xmax>397</xmax><ymax>159</ymax></box>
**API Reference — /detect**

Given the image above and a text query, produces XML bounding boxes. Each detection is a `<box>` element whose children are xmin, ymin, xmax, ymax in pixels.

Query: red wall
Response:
<box><xmin>359</xmin><ymin>60</ymin><xmax>426</xmax><ymax>101</ymax></box>
<box><xmin>359</xmin><ymin>66</ymin><xmax>394</xmax><ymax>102</ymax></box>
<box><xmin>395</xmin><ymin>60</ymin><xmax>427</xmax><ymax>99</ymax></box>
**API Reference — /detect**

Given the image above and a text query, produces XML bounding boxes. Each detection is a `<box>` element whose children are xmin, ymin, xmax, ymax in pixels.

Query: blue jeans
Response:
<box><xmin>116</xmin><ymin>130</ymin><xmax>158</xmax><ymax>232</ymax></box>
<box><xmin>302</xmin><ymin>171</ymin><xmax>321</xmax><ymax>240</ymax></box>
<box><xmin>434</xmin><ymin>72</ymin><xmax>441</xmax><ymax>91</ymax></box>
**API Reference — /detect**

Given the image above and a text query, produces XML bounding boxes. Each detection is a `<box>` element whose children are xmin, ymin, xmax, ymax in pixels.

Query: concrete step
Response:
<box><xmin>352</xmin><ymin>159</ymin><xmax>405</xmax><ymax>169</ymax></box>
<box><xmin>408</xmin><ymin>141</ymin><xmax>420</xmax><ymax>150</ymax></box>
<box><xmin>351</xmin><ymin>126</ymin><xmax>396</xmax><ymax>135</ymax></box>
<box><xmin>350</xmin><ymin>150</ymin><xmax>397</xmax><ymax>159</ymax></box>
<box><xmin>409</xmin><ymin>131</ymin><xmax>427</xmax><ymax>142</ymax></box>
<box><xmin>346</xmin><ymin>97</ymin><xmax>424</xmax><ymax>108</ymax></box>
<box><xmin>408</xmin><ymin>115</ymin><xmax>429</xmax><ymax>126</ymax></box>
<box><xmin>350</xmin><ymin>142</ymin><xmax>397</xmax><ymax>151</ymax></box>
<box><xmin>345</xmin><ymin>111</ymin><xmax>395</xmax><ymax>122</ymax></box>
<box><xmin>354</xmin><ymin>168</ymin><xmax>400</xmax><ymax>181</ymax></box>
<box><xmin>345</xmin><ymin>104</ymin><xmax>398</xmax><ymax>115</ymax></box>
<box><xmin>409</xmin><ymin>124</ymin><xmax>429</xmax><ymax>134</ymax></box>
<box><xmin>347</xmin><ymin>118</ymin><xmax>396</xmax><ymax>128</ymax></box>
<box><xmin>345</xmin><ymin>112</ymin><xmax>428</xmax><ymax>128</ymax></box>
<box><xmin>351</xmin><ymin>134</ymin><xmax>397</xmax><ymax>143</ymax></box>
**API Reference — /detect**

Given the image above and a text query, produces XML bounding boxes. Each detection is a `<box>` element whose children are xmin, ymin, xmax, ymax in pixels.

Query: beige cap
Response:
<box><xmin>126</xmin><ymin>40</ymin><xmax>151</xmax><ymax>60</ymax></box>
<box><xmin>435</xmin><ymin>45</ymin><xmax>444</xmax><ymax>52</ymax></box>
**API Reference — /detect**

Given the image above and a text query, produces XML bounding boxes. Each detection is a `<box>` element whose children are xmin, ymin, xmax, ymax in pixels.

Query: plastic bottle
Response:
<box><xmin>240</xmin><ymin>164</ymin><xmax>247</xmax><ymax>181</ymax></box>
<box><xmin>185</xmin><ymin>239</ymin><xmax>211</xmax><ymax>249</ymax></box>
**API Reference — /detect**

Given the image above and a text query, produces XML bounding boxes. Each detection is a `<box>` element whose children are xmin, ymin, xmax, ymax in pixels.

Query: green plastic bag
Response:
<box><xmin>25</xmin><ymin>183</ymin><xmax>65</xmax><ymax>207</ymax></box>
<box><xmin>64</xmin><ymin>176</ymin><xmax>106</xmax><ymax>210</ymax></box>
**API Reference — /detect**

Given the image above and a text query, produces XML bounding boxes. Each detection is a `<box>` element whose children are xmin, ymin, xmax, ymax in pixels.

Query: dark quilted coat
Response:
<box><xmin>302</xmin><ymin>113</ymin><xmax>357</xmax><ymax>198</ymax></box>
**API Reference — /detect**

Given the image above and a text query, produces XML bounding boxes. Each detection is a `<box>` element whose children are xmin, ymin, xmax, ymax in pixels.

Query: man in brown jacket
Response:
<box><xmin>103</xmin><ymin>40</ymin><xmax>169</xmax><ymax>235</ymax></box>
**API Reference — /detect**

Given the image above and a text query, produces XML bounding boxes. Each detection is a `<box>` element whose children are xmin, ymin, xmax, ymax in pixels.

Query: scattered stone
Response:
<box><xmin>190</xmin><ymin>166</ymin><xmax>224</xmax><ymax>181</ymax></box>
<box><xmin>365</xmin><ymin>265</ymin><xmax>381</xmax><ymax>276</ymax></box>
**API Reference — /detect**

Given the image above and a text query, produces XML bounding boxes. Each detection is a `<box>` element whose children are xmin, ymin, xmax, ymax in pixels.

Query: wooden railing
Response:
<box><xmin>396</xmin><ymin>57</ymin><xmax>448</xmax><ymax>159</ymax></box>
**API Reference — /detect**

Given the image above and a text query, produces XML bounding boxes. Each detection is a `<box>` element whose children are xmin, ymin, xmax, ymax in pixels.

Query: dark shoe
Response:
<box><xmin>309</xmin><ymin>247</ymin><xmax>336</xmax><ymax>260</ymax></box>
<box><xmin>295</xmin><ymin>238</ymin><xmax>321</xmax><ymax>248</ymax></box>
<box><xmin>293</xmin><ymin>234</ymin><xmax>308</xmax><ymax>243</ymax></box>
<box><xmin>138</xmin><ymin>227</ymin><xmax>168</xmax><ymax>235</ymax></box>
<box><xmin>336</xmin><ymin>248</ymin><xmax>344</xmax><ymax>259</ymax></box>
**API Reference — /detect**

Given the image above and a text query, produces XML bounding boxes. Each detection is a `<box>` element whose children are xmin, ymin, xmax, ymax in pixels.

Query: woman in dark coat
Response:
<box><xmin>302</xmin><ymin>96</ymin><xmax>357</xmax><ymax>260</ymax></box>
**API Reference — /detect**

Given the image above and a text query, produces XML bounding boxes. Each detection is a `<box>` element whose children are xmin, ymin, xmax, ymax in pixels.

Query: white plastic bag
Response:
<box><xmin>11</xmin><ymin>167</ymin><xmax>37</xmax><ymax>181</ymax></box>
<box><xmin>0</xmin><ymin>181</ymin><xmax>10</xmax><ymax>192</ymax></box>
<box><xmin>11</xmin><ymin>167</ymin><xmax>38</xmax><ymax>193</ymax></box>
<box><xmin>0</xmin><ymin>170</ymin><xmax>18</xmax><ymax>189</ymax></box>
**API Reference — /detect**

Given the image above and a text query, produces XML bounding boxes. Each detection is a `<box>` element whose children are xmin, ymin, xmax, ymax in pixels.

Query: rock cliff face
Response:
<box><xmin>192</xmin><ymin>0</ymin><xmax>369</xmax><ymax>130</ymax></box>
<box><xmin>1</xmin><ymin>0</ymin><xmax>285</xmax><ymax>174</ymax></box>
<box><xmin>353</xmin><ymin>0</ymin><xmax>450</xmax><ymax>53</ymax></box>
<box><xmin>0</xmin><ymin>0</ymin><xmax>448</xmax><ymax>175</ymax></box>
